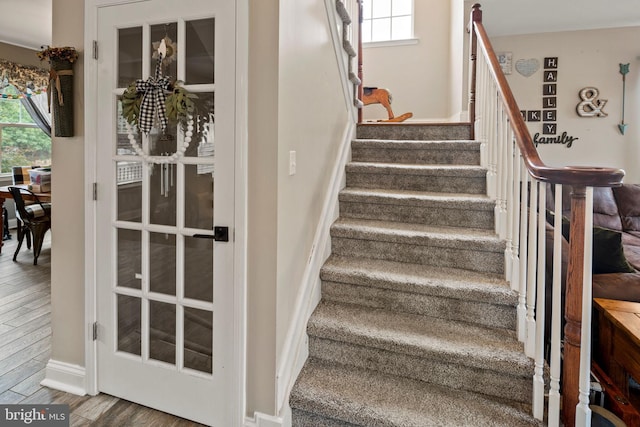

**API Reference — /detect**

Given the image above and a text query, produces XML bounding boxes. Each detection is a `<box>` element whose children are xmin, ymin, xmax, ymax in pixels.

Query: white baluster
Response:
<box><xmin>503</xmin><ymin>122</ymin><xmax>513</xmax><ymax>279</ymax></box>
<box><xmin>490</xmin><ymin>89</ymin><xmax>498</xmax><ymax>199</ymax></box>
<box><xmin>496</xmin><ymin>107</ymin><xmax>507</xmax><ymax>239</ymax></box>
<box><xmin>509</xmin><ymin>135</ymin><xmax>519</xmax><ymax>290</ymax></box>
<box><xmin>576</xmin><ymin>187</ymin><xmax>594</xmax><ymax>427</ymax></box>
<box><xmin>548</xmin><ymin>184</ymin><xmax>563</xmax><ymax>427</ymax></box>
<box><xmin>496</xmin><ymin>105</ymin><xmax>502</xmax><ymax>228</ymax></box>
<box><xmin>517</xmin><ymin>160</ymin><xmax>528</xmax><ymax>342</ymax></box>
<box><xmin>525</xmin><ymin>180</ymin><xmax>538</xmax><ymax>357</ymax></box>
<box><xmin>533</xmin><ymin>182</ymin><xmax>546</xmax><ymax>419</ymax></box>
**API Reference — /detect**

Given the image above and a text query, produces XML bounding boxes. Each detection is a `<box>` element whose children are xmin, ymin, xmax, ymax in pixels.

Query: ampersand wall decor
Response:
<box><xmin>576</xmin><ymin>87</ymin><xmax>608</xmax><ymax>117</ymax></box>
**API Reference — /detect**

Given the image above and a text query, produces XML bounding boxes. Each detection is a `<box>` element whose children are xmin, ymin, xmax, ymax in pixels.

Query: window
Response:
<box><xmin>0</xmin><ymin>93</ymin><xmax>51</xmax><ymax>174</ymax></box>
<box><xmin>362</xmin><ymin>0</ymin><xmax>413</xmax><ymax>43</ymax></box>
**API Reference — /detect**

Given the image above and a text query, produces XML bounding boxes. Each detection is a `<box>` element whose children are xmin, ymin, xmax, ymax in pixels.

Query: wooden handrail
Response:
<box><xmin>469</xmin><ymin>4</ymin><xmax>624</xmax><ymax>188</ymax></box>
<box><xmin>469</xmin><ymin>4</ymin><xmax>625</xmax><ymax>427</ymax></box>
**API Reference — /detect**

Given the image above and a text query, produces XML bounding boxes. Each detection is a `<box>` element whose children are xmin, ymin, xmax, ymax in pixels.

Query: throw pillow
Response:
<box><xmin>591</xmin><ymin>226</ymin><xmax>635</xmax><ymax>274</ymax></box>
<box><xmin>546</xmin><ymin>210</ymin><xmax>635</xmax><ymax>274</ymax></box>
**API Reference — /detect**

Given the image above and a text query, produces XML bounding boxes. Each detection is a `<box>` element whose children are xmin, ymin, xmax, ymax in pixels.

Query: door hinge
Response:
<box><xmin>92</xmin><ymin>322</ymin><xmax>98</xmax><ymax>341</ymax></box>
<box><xmin>92</xmin><ymin>182</ymin><xmax>97</xmax><ymax>201</ymax></box>
<box><xmin>92</xmin><ymin>40</ymin><xmax>98</xmax><ymax>60</ymax></box>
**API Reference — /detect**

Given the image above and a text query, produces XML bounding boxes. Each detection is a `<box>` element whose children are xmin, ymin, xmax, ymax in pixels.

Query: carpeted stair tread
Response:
<box><xmin>345</xmin><ymin>162</ymin><xmax>487</xmax><ymax>193</ymax></box>
<box><xmin>356</xmin><ymin>122</ymin><xmax>473</xmax><ymax>141</ymax></box>
<box><xmin>292</xmin><ymin>408</ymin><xmax>359</xmax><ymax>426</ymax></box>
<box><xmin>290</xmin><ymin>359</ymin><xmax>540</xmax><ymax>427</ymax></box>
<box><xmin>338</xmin><ymin>188</ymin><xmax>495</xmax><ymax>228</ymax></box>
<box><xmin>346</xmin><ymin>162</ymin><xmax>487</xmax><ymax>177</ymax></box>
<box><xmin>320</xmin><ymin>255</ymin><xmax>515</xmax><ymax>306</ymax></box>
<box><xmin>308</xmin><ymin>300</ymin><xmax>532</xmax><ymax>376</ymax></box>
<box><xmin>353</xmin><ymin>138</ymin><xmax>479</xmax><ymax>147</ymax></box>
<box><xmin>339</xmin><ymin>187</ymin><xmax>494</xmax><ymax>209</ymax></box>
<box><xmin>331</xmin><ymin>217</ymin><xmax>505</xmax><ymax>252</ymax></box>
<box><xmin>351</xmin><ymin>139</ymin><xmax>481</xmax><ymax>165</ymax></box>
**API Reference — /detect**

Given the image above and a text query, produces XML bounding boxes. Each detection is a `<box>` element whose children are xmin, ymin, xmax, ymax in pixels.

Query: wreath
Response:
<box><xmin>120</xmin><ymin>51</ymin><xmax>198</xmax><ymax>163</ymax></box>
<box><xmin>121</xmin><ymin>80</ymin><xmax>197</xmax><ymax>133</ymax></box>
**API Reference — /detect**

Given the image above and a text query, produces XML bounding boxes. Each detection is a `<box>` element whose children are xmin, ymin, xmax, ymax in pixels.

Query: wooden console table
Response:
<box><xmin>594</xmin><ymin>298</ymin><xmax>640</xmax><ymax>424</ymax></box>
<box><xmin>0</xmin><ymin>185</ymin><xmax>52</xmax><ymax>255</ymax></box>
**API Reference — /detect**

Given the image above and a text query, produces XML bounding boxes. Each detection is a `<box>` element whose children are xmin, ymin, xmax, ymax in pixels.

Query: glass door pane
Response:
<box><xmin>186</xmin><ymin>18</ymin><xmax>215</xmax><ymax>84</ymax></box>
<box><xmin>118</xmin><ymin>27</ymin><xmax>142</xmax><ymax>88</ymax></box>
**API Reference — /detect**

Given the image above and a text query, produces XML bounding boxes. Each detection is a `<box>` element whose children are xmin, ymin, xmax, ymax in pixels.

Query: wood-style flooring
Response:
<box><xmin>0</xmin><ymin>232</ymin><xmax>205</xmax><ymax>426</ymax></box>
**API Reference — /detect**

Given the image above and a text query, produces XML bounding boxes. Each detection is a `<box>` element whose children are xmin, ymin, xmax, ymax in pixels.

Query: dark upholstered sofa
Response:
<box><xmin>545</xmin><ymin>184</ymin><xmax>640</xmax><ymax>304</ymax></box>
<box><xmin>542</xmin><ymin>184</ymin><xmax>640</xmax><ymax>359</ymax></box>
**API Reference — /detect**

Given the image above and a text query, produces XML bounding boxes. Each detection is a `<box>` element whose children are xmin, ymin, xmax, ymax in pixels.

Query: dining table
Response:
<box><xmin>0</xmin><ymin>185</ymin><xmax>52</xmax><ymax>254</ymax></box>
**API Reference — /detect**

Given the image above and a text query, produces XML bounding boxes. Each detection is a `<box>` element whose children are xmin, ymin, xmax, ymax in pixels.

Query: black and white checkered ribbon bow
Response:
<box><xmin>135</xmin><ymin>55</ymin><xmax>171</xmax><ymax>134</ymax></box>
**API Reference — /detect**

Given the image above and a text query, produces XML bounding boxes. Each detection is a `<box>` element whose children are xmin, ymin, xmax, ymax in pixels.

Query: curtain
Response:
<box><xmin>0</xmin><ymin>59</ymin><xmax>48</xmax><ymax>94</ymax></box>
<box><xmin>0</xmin><ymin>59</ymin><xmax>51</xmax><ymax>136</ymax></box>
<box><xmin>21</xmin><ymin>94</ymin><xmax>51</xmax><ymax>137</ymax></box>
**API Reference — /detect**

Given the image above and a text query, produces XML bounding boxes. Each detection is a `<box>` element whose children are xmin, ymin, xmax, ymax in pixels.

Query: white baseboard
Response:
<box><xmin>41</xmin><ymin>359</ymin><xmax>87</xmax><ymax>396</ymax></box>
<box><xmin>245</xmin><ymin>410</ymin><xmax>288</xmax><ymax>427</ymax></box>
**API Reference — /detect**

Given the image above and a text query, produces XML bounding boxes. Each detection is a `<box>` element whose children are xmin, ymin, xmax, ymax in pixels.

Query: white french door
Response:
<box><xmin>94</xmin><ymin>1</ymin><xmax>235</xmax><ymax>425</ymax></box>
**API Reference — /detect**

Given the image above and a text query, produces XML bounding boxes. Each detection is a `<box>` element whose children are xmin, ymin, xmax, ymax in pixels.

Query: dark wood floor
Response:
<box><xmin>0</xmin><ymin>232</ymin><xmax>205</xmax><ymax>426</ymax></box>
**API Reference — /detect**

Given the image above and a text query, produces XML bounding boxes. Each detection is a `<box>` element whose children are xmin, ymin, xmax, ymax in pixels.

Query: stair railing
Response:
<box><xmin>468</xmin><ymin>4</ymin><xmax>625</xmax><ymax>427</ymax></box>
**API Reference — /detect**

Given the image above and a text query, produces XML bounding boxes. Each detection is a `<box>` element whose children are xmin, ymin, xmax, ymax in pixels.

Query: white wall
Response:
<box><xmin>492</xmin><ymin>27</ymin><xmax>640</xmax><ymax>182</ymax></box>
<box><xmin>362</xmin><ymin>0</ymin><xmax>453</xmax><ymax>121</ymax></box>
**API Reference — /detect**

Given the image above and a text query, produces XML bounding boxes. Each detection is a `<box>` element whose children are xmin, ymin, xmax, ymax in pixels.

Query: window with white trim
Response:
<box><xmin>0</xmin><ymin>96</ymin><xmax>51</xmax><ymax>174</ymax></box>
<box><xmin>362</xmin><ymin>0</ymin><xmax>413</xmax><ymax>43</ymax></box>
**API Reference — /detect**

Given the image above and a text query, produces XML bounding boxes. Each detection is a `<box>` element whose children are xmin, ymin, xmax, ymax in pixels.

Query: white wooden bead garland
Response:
<box><xmin>124</xmin><ymin>115</ymin><xmax>194</xmax><ymax>164</ymax></box>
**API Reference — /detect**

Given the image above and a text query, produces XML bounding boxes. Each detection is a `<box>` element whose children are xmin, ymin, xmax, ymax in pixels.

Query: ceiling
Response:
<box><xmin>0</xmin><ymin>0</ymin><xmax>639</xmax><ymax>50</ymax></box>
<box><xmin>478</xmin><ymin>0</ymin><xmax>640</xmax><ymax>36</ymax></box>
<box><xmin>0</xmin><ymin>0</ymin><xmax>52</xmax><ymax>49</ymax></box>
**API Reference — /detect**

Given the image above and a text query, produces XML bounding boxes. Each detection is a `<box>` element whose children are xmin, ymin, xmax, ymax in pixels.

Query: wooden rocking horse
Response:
<box><xmin>362</xmin><ymin>87</ymin><xmax>413</xmax><ymax>122</ymax></box>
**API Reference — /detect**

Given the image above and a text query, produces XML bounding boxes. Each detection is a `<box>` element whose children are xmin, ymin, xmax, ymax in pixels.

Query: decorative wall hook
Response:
<box><xmin>618</xmin><ymin>63</ymin><xmax>630</xmax><ymax>135</ymax></box>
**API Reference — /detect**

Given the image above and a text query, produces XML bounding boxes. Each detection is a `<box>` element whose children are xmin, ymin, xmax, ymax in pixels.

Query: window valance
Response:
<box><xmin>0</xmin><ymin>59</ymin><xmax>48</xmax><ymax>96</ymax></box>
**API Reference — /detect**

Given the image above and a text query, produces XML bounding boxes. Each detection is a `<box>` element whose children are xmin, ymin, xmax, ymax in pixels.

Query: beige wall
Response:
<box><xmin>492</xmin><ymin>27</ymin><xmax>640</xmax><ymax>182</ymax></box>
<box><xmin>50</xmin><ymin>0</ymin><xmax>85</xmax><ymax>366</ymax></box>
<box><xmin>362</xmin><ymin>0</ymin><xmax>453</xmax><ymax>121</ymax></box>
<box><xmin>448</xmin><ymin>0</ymin><xmax>466</xmax><ymax>120</ymax></box>
<box><xmin>0</xmin><ymin>42</ymin><xmax>46</xmax><ymax>68</ymax></box>
<box><xmin>275</xmin><ymin>0</ymin><xmax>349</xmax><ymax>366</ymax></box>
<box><xmin>247</xmin><ymin>0</ymin><xmax>279</xmax><ymax>416</ymax></box>
<box><xmin>246</xmin><ymin>0</ymin><xmax>352</xmax><ymax>416</ymax></box>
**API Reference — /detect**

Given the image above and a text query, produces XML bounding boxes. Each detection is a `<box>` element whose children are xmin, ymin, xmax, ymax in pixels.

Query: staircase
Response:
<box><xmin>290</xmin><ymin>123</ymin><xmax>541</xmax><ymax>426</ymax></box>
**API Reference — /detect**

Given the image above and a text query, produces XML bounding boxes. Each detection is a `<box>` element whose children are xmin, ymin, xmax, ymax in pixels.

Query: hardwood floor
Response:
<box><xmin>0</xmin><ymin>232</ymin><xmax>205</xmax><ymax>426</ymax></box>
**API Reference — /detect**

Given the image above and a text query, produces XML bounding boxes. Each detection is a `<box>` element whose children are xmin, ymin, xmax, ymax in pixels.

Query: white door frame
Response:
<box><xmin>83</xmin><ymin>0</ymin><xmax>248</xmax><ymax>424</ymax></box>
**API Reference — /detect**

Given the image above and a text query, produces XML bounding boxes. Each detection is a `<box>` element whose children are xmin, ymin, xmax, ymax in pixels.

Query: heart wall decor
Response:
<box><xmin>515</xmin><ymin>58</ymin><xmax>540</xmax><ymax>77</ymax></box>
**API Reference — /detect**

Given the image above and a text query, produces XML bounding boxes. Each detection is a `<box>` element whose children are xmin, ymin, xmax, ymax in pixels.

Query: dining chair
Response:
<box><xmin>8</xmin><ymin>186</ymin><xmax>51</xmax><ymax>265</ymax></box>
<box><xmin>12</xmin><ymin>166</ymin><xmax>37</xmax><ymax>249</ymax></box>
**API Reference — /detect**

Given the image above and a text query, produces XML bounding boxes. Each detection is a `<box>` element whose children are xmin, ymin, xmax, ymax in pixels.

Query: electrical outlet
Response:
<box><xmin>289</xmin><ymin>151</ymin><xmax>296</xmax><ymax>175</ymax></box>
